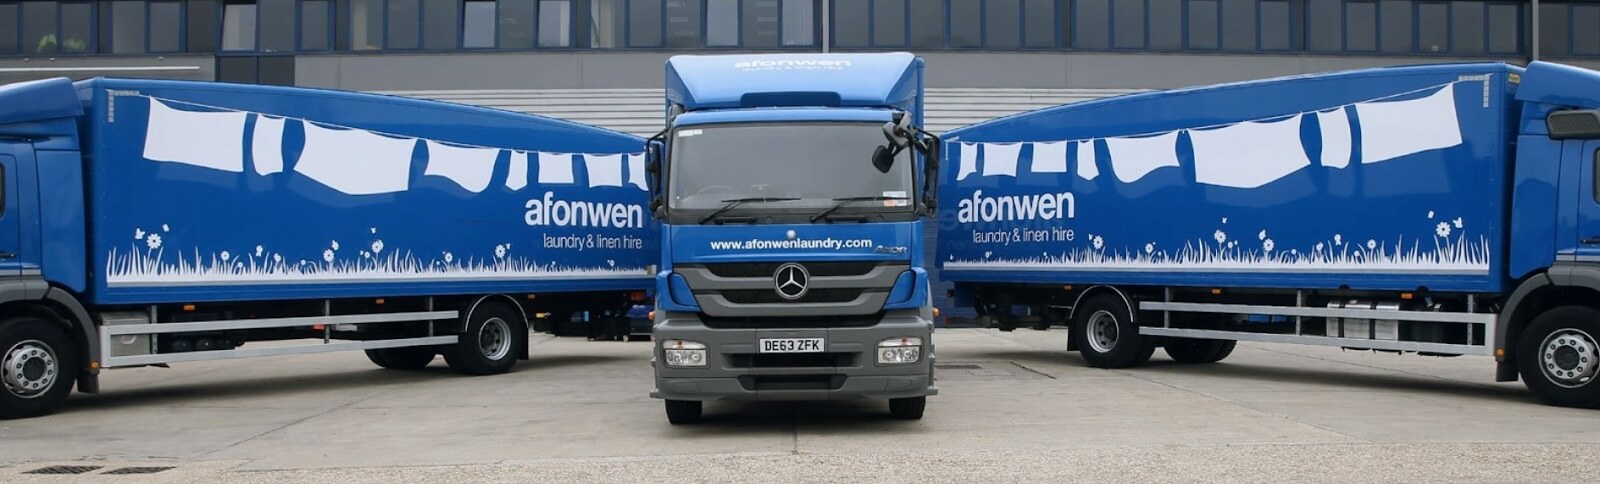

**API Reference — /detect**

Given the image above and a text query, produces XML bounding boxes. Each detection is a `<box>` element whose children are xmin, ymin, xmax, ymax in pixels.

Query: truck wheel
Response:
<box><xmin>0</xmin><ymin>318</ymin><xmax>77</xmax><ymax>419</ymax></box>
<box><xmin>665</xmin><ymin>399</ymin><xmax>702</xmax><ymax>424</ymax></box>
<box><xmin>1072</xmin><ymin>295</ymin><xmax>1154</xmax><ymax>369</ymax></box>
<box><xmin>1518</xmin><ymin>306</ymin><xmax>1600</xmax><ymax>408</ymax></box>
<box><xmin>443</xmin><ymin>302</ymin><xmax>525</xmax><ymax>376</ymax></box>
<box><xmin>1164</xmin><ymin>338</ymin><xmax>1237</xmax><ymax>364</ymax></box>
<box><xmin>889</xmin><ymin>396</ymin><xmax>926</xmax><ymax>420</ymax></box>
<box><xmin>364</xmin><ymin>346</ymin><xmax>436</xmax><ymax>371</ymax></box>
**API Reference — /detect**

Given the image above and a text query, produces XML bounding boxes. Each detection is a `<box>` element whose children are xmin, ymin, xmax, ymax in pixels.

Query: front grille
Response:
<box><xmin>700</xmin><ymin>261</ymin><xmax>882</xmax><ymax>278</ymax></box>
<box><xmin>729</xmin><ymin>352</ymin><xmax>855</xmax><ymax>368</ymax></box>
<box><xmin>718</xmin><ymin>288</ymin><xmax>864</xmax><ymax>304</ymax></box>
<box><xmin>738</xmin><ymin>374</ymin><xmax>846</xmax><ymax>391</ymax></box>
<box><xmin>701</xmin><ymin>313</ymin><xmax>882</xmax><ymax>329</ymax></box>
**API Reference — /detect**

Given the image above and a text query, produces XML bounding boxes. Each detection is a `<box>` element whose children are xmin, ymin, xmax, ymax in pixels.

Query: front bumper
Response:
<box><xmin>649</xmin><ymin>310</ymin><xmax>937</xmax><ymax>401</ymax></box>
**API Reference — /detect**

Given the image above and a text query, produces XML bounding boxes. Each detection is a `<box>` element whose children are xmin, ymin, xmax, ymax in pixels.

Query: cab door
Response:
<box><xmin>1575</xmin><ymin>140</ymin><xmax>1600</xmax><ymax>259</ymax></box>
<box><xmin>0</xmin><ymin>151</ymin><xmax>21</xmax><ymax>277</ymax></box>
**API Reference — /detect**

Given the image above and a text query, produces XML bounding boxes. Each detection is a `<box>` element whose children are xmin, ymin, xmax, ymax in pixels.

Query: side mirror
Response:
<box><xmin>645</xmin><ymin>140</ymin><xmax>666</xmax><ymax>219</ymax></box>
<box><xmin>872</xmin><ymin>145</ymin><xmax>897</xmax><ymax>174</ymax></box>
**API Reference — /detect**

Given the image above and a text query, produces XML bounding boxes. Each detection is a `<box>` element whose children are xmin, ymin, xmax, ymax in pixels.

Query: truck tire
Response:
<box><xmin>364</xmin><ymin>346</ymin><xmax>436</xmax><ymax>370</ymax></box>
<box><xmin>1164</xmin><ymin>338</ymin><xmax>1237</xmax><ymax>364</ymax></box>
<box><xmin>1072</xmin><ymin>295</ymin><xmax>1154</xmax><ymax>369</ymax></box>
<box><xmin>443</xmin><ymin>302</ymin><xmax>525</xmax><ymax>376</ymax></box>
<box><xmin>1</xmin><ymin>317</ymin><xmax>77</xmax><ymax>419</ymax></box>
<box><xmin>665</xmin><ymin>399</ymin><xmax>702</xmax><ymax>424</ymax></box>
<box><xmin>889</xmin><ymin>396</ymin><xmax>926</xmax><ymax>420</ymax></box>
<box><xmin>1518</xmin><ymin>306</ymin><xmax>1600</xmax><ymax>408</ymax></box>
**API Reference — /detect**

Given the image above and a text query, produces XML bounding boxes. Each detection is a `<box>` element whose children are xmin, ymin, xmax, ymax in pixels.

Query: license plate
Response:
<box><xmin>759</xmin><ymin>338</ymin><xmax>825</xmax><ymax>353</ymax></box>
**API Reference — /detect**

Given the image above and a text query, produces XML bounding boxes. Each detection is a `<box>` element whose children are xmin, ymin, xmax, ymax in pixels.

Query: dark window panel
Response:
<box><xmin>222</xmin><ymin>2</ymin><xmax>257</xmax><ymax>51</ymax></box>
<box><xmin>464</xmin><ymin>0</ymin><xmax>497</xmax><ymax>47</ymax></box>
<box><xmin>1308</xmin><ymin>0</ymin><xmax>1340</xmax><ymax>51</ymax></box>
<box><xmin>1187</xmin><ymin>0</ymin><xmax>1218</xmax><ymax>49</ymax></box>
<box><xmin>424</xmin><ymin>0</ymin><xmax>460</xmax><ymax>49</ymax></box>
<box><xmin>0</xmin><ymin>4</ymin><xmax>19</xmax><ymax>54</ymax></box>
<box><xmin>1451</xmin><ymin>1</ymin><xmax>1484</xmax><ymax>54</ymax></box>
<box><xmin>1112</xmin><ymin>0</ymin><xmax>1142</xmax><ymax>48</ymax></box>
<box><xmin>259</xmin><ymin>56</ymin><xmax>295</xmax><ymax>85</ymax></box>
<box><xmin>589</xmin><ymin>0</ymin><xmax>622</xmax><ymax>47</ymax></box>
<box><xmin>218</xmin><ymin>56</ymin><xmax>256</xmax><ymax>83</ymax></box>
<box><xmin>539</xmin><ymin>0</ymin><xmax>572</xmax><ymax>46</ymax></box>
<box><xmin>147</xmin><ymin>1</ymin><xmax>182</xmax><ymax>52</ymax></box>
<box><xmin>60</xmin><ymin>1</ymin><xmax>93</xmax><ymax>53</ymax></box>
<box><xmin>743</xmin><ymin>0</ymin><xmax>779</xmax><ymax>47</ymax></box>
<box><xmin>385</xmin><ymin>0</ymin><xmax>421</xmax><ymax>49</ymax></box>
<box><xmin>187</xmin><ymin>0</ymin><xmax>216</xmax><ymax>52</ymax></box>
<box><xmin>1023</xmin><ymin>0</ymin><xmax>1055</xmax><ymax>47</ymax></box>
<box><xmin>706</xmin><ymin>0</ymin><xmax>737</xmax><ymax>46</ymax></box>
<box><xmin>1536</xmin><ymin>4</ymin><xmax>1568</xmax><ymax>57</ymax></box>
<box><xmin>112</xmin><ymin>1</ymin><xmax>146</xmax><ymax>53</ymax></box>
<box><xmin>1220</xmin><ymin>0</ymin><xmax>1254</xmax><ymax>50</ymax></box>
<box><xmin>833</xmin><ymin>0</ymin><xmax>867</xmax><ymax>47</ymax></box>
<box><xmin>336</xmin><ymin>0</ymin><xmax>350</xmax><ymax>49</ymax></box>
<box><xmin>498</xmin><ymin>0</ymin><xmax>536</xmax><ymax>48</ymax></box>
<box><xmin>988</xmin><ymin>0</ymin><xmax>1021</xmax><ymax>48</ymax></box>
<box><xmin>1260</xmin><ymin>0</ymin><xmax>1290</xmax><ymax>50</ymax></box>
<box><xmin>1574</xmin><ymin>5</ymin><xmax>1600</xmax><ymax>55</ymax></box>
<box><xmin>950</xmin><ymin>0</ymin><xmax>981</xmax><ymax>47</ymax></box>
<box><xmin>1379</xmin><ymin>0</ymin><xmax>1412</xmax><ymax>52</ymax></box>
<box><xmin>98</xmin><ymin>2</ymin><xmax>112</xmax><ymax>53</ymax></box>
<box><xmin>1074</xmin><ymin>0</ymin><xmax>1109</xmax><ymax>48</ymax></box>
<box><xmin>351</xmin><ymin>0</ymin><xmax>383</xmax><ymax>49</ymax></box>
<box><xmin>300</xmin><ymin>0</ymin><xmax>331</xmax><ymax>50</ymax></box>
<box><xmin>1346</xmin><ymin>0</ymin><xmax>1377</xmax><ymax>51</ymax></box>
<box><xmin>908</xmin><ymin>0</ymin><xmax>943</xmax><ymax>47</ymax></box>
<box><xmin>260</xmin><ymin>0</ymin><xmax>295</xmax><ymax>51</ymax></box>
<box><xmin>628</xmin><ymin>0</ymin><xmax>662</xmax><ymax>47</ymax></box>
<box><xmin>1418</xmin><ymin>2</ymin><xmax>1447</xmax><ymax>52</ymax></box>
<box><xmin>668</xmin><ymin>0</ymin><xmax>704</xmax><ymax>48</ymax></box>
<box><xmin>874</xmin><ymin>0</ymin><xmax>906</xmax><ymax>46</ymax></box>
<box><xmin>781</xmin><ymin>0</ymin><xmax>812</xmax><ymax>46</ymax></box>
<box><xmin>22</xmin><ymin>1</ymin><xmax>56</xmax><ymax>54</ymax></box>
<box><xmin>1148</xmin><ymin>0</ymin><xmax>1180</xmax><ymax>49</ymax></box>
<box><xmin>1487</xmin><ymin>3</ymin><xmax>1515</xmax><ymax>54</ymax></box>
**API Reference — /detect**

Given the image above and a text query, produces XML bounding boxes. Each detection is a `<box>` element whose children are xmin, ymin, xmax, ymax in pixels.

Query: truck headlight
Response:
<box><xmin>877</xmin><ymin>337</ymin><xmax>922</xmax><ymax>365</ymax></box>
<box><xmin>663</xmin><ymin>339</ymin><xmax>708</xmax><ymax>368</ymax></box>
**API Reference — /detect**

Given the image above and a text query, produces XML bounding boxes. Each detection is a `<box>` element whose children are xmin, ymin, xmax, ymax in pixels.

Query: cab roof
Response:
<box><xmin>665</xmin><ymin>53</ymin><xmax>921</xmax><ymax>112</ymax></box>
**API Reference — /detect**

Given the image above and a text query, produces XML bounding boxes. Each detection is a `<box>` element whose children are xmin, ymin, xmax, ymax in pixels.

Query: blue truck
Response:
<box><xmin>938</xmin><ymin>61</ymin><xmax>1600</xmax><ymax>407</ymax></box>
<box><xmin>643</xmin><ymin>53</ymin><xmax>941</xmax><ymax>423</ymax></box>
<box><xmin>0</xmin><ymin>77</ymin><xmax>656</xmax><ymax>418</ymax></box>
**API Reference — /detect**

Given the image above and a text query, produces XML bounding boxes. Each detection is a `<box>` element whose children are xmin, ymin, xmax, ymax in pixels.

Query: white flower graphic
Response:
<box><xmin>273</xmin><ymin>254</ymin><xmax>282</xmax><ymax>263</ymax></box>
<box><xmin>1263</xmin><ymin>239</ymin><xmax>1275</xmax><ymax>252</ymax></box>
<box><xmin>1258</xmin><ymin>229</ymin><xmax>1267</xmax><ymax>241</ymax></box>
<box><xmin>1334</xmin><ymin>234</ymin><xmax>1343</xmax><ymax>246</ymax></box>
<box><xmin>1428</xmin><ymin>210</ymin><xmax>1435</xmax><ymax>219</ymax></box>
<box><xmin>1229</xmin><ymin>241</ymin><xmax>1237</xmax><ymax>248</ymax></box>
<box><xmin>220</xmin><ymin>251</ymin><xmax>231</xmax><ymax>261</ymax></box>
<box><xmin>1221</xmin><ymin>217</ymin><xmax>1228</xmax><ymax>224</ymax></box>
<box><xmin>134</xmin><ymin>228</ymin><xmax>145</xmax><ymax>240</ymax></box>
<box><xmin>495</xmin><ymin>244</ymin><xmax>508</xmax><ymax>259</ymax></box>
<box><xmin>145</xmin><ymin>233</ymin><xmax>162</xmax><ymax>250</ymax></box>
<box><xmin>1144</xmin><ymin>242</ymin><xmax>1155</xmax><ymax>254</ymax></box>
<box><xmin>371</xmin><ymin>240</ymin><xmax>385</xmax><ymax>255</ymax></box>
<box><xmin>1453</xmin><ymin>217</ymin><xmax>1464</xmax><ymax>229</ymax></box>
<box><xmin>1367</xmin><ymin>239</ymin><xmax>1378</xmax><ymax>250</ymax></box>
<box><xmin>323</xmin><ymin>249</ymin><xmax>335</xmax><ymax>263</ymax></box>
<box><xmin>1315</xmin><ymin>242</ymin><xmax>1325</xmax><ymax>252</ymax></box>
<box><xmin>370</xmin><ymin>227</ymin><xmax>378</xmax><ymax>234</ymax></box>
<box><xmin>1092</xmin><ymin>236</ymin><xmax>1104</xmax><ymax>250</ymax></box>
<box><xmin>360</xmin><ymin>250</ymin><xmax>369</xmax><ymax>258</ymax></box>
<box><xmin>256</xmin><ymin>245</ymin><xmax>264</xmax><ymax>257</ymax></box>
<box><xmin>1290</xmin><ymin>249</ymin><xmax>1298</xmax><ymax>255</ymax></box>
<box><xmin>444</xmin><ymin>252</ymin><xmax>454</xmax><ymax>264</ymax></box>
<box><xmin>1214</xmin><ymin>230</ymin><xmax>1227</xmax><ymax>244</ymax></box>
<box><xmin>331</xmin><ymin>240</ymin><xmax>340</xmax><ymax>251</ymax></box>
<box><xmin>162</xmin><ymin>224</ymin><xmax>170</xmax><ymax>232</ymax></box>
<box><xmin>1436</xmin><ymin>222</ymin><xmax>1451</xmax><ymax>238</ymax></box>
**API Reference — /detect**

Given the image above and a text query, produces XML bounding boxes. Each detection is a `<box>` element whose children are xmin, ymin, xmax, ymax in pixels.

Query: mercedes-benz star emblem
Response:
<box><xmin>773</xmin><ymin>263</ymin><xmax>810</xmax><ymax>301</ymax></box>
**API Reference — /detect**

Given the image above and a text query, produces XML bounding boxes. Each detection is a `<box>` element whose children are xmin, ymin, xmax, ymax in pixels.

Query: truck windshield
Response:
<box><xmin>667</xmin><ymin>122</ymin><xmax>914</xmax><ymax>216</ymax></box>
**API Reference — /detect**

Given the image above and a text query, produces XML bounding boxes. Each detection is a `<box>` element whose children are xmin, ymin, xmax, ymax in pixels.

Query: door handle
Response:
<box><xmin>0</xmin><ymin>252</ymin><xmax>14</xmax><ymax>259</ymax></box>
<box><xmin>1584</xmin><ymin>237</ymin><xmax>1600</xmax><ymax>245</ymax></box>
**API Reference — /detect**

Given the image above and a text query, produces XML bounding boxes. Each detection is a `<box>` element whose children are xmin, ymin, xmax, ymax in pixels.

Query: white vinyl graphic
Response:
<box><xmin>506</xmin><ymin>151</ymin><xmax>530</xmax><ymax>190</ymax></box>
<box><xmin>538</xmin><ymin>152</ymin><xmax>575</xmax><ymax>184</ymax></box>
<box><xmin>627</xmin><ymin>153</ymin><xmax>647</xmax><ymax>190</ymax></box>
<box><xmin>1356</xmin><ymin>84</ymin><xmax>1462</xmax><ymax>164</ymax></box>
<box><xmin>1317</xmin><ymin>108</ymin><xmax>1353</xmax><ymax>168</ymax></box>
<box><xmin>295</xmin><ymin>122</ymin><xmax>417</xmax><ymax>195</ymax></box>
<box><xmin>956</xmin><ymin>142</ymin><xmax>979</xmax><ymax>181</ymax></box>
<box><xmin>1030</xmin><ymin>141</ymin><xmax>1068</xmax><ymax>173</ymax></box>
<box><xmin>251</xmin><ymin>115</ymin><xmax>286</xmax><ymax>175</ymax></box>
<box><xmin>981</xmin><ymin>143</ymin><xmax>1022</xmax><ymax>177</ymax></box>
<box><xmin>1075</xmin><ymin>140</ymin><xmax>1099</xmax><ymax>180</ymax></box>
<box><xmin>424</xmin><ymin>140</ymin><xmax>500</xmax><ymax>193</ymax></box>
<box><xmin>143</xmin><ymin>99</ymin><xmax>248</xmax><ymax>173</ymax></box>
<box><xmin>1189</xmin><ymin>114</ymin><xmax>1311</xmax><ymax>189</ymax></box>
<box><xmin>584</xmin><ymin>153</ymin><xmax>625</xmax><ymax>187</ymax></box>
<box><xmin>1105</xmin><ymin>131</ymin><xmax>1180</xmax><ymax>183</ymax></box>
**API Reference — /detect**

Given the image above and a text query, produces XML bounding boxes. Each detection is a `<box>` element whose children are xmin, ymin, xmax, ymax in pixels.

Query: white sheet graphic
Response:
<box><xmin>507</xmin><ymin>151</ymin><xmax>529</xmax><ymax>190</ymax></box>
<box><xmin>1317</xmin><ymin>108</ymin><xmax>1353</xmax><ymax>168</ymax></box>
<box><xmin>538</xmin><ymin>152</ymin><xmax>575</xmax><ymax>184</ymax></box>
<box><xmin>627</xmin><ymin>153</ymin><xmax>647</xmax><ymax>190</ymax></box>
<box><xmin>956</xmin><ymin>142</ymin><xmax>978</xmax><ymax>181</ymax></box>
<box><xmin>982</xmin><ymin>143</ymin><xmax>1021</xmax><ymax>177</ymax></box>
<box><xmin>1075</xmin><ymin>140</ymin><xmax>1099</xmax><ymax>180</ymax></box>
<box><xmin>1355</xmin><ymin>84</ymin><xmax>1462</xmax><ymax>164</ymax></box>
<box><xmin>251</xmin><ymin>115</ymin><xmax>285</xmax><ymax>175</ymax></box>
<box><xmin>424</xmin><ymin>140</ymin><xmax>500</xmax><ymax>193</ymax></box>
<box><xmin>584</xmin><ymin>154</ymin><xmax>624</xmax><ymax>187</ymax></box>
<box><xmin>143</xmin><ymin>99</ymin><xmax>247</xmax><ymax>173</ymax></box>
<box><xmin>295</xmin><ymin>122</ymin><xmax>416</xmax><ymax>195</ymax></box>
<box><xmin>1104</xmin><ymin>132</ymin><xmax>1180</xmax><ymax>183</ymax></box>
<box><xmin>1030</xmin><ymin>141</ymin><xmax>1068</xmax><ymax>173</ymax></box>
<box><xmin>1189</xmin><ymin>114</ymin><xmax>1310</xmax><ymax>189</ymax></box>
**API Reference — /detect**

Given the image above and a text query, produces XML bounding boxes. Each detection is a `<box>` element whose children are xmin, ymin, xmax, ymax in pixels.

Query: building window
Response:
<box><xmin>1111</xmin><ymin>0</ymin><xmax>1142</xmax><ymax>48</ymax></box>
<box><xmin>1574</xmin><ymin>5</ymin><xmax>1600</xmax><ymax>56</ymax></box>
<box><xmin>0</xmin><ymin>3</ymin><xmax>19</xmax><ymax>54</ymax></box>
<box><xmin>1023</xmin><ymin>0</ymin><xmax>1055</xmax><ymax>47</ymax></box>
<box><xmin>707</xmin><ymin>0</ymin><xmax>737</xmax><ymax>46</ymax></box>
<box><xmin>539</xmin><ymin>0</ymin><xmax>572</xmax><ymax>47</ymax></box>
<box><xmin>221</xmin><ymin>1</ymin><xmax>257</xmax><ymax>51</ymax></box>
<box><xmin>1074</xmin><ymin>0</ymin><xmax>1109</xmax><ymax>49</ymax></box>
<box><xmin>1148</xmin><ymin>0</ymin><xmax>1180</xmax><ymax>50</ymax></box>
<box><xmin>987</xmin><ymin>0</ymin><xmax>1021</xmax><ymax>48</ymax></box>
<box><xmin>259</xmin><ymin>0</ymin><xmax>292</xmax><ymax>51</ymax></box>
<box><xmin>743</xmin><ymin>0</ymin><xmax>780</xmax><ymax>47</ymax></box>
<box><xmin>147</xmin><ymin>1</ymin><xmax>185</xmax><ymax>53</ymax></box>
<box><xmin>25</xmin><ymin>0</ymin><xmax>96</xmax><ymax>54</ymax></box>
<box><xmin>907</xmin><ymin>0</ymin><xmax>943</xmax><ymax>47</ymax></box>
<box><xmin>781</xmin><ymin>0</ymin><xmax>812</xmax><ymax>46</ymax></box>
<box><xmin>1537</xmin><ymin>3</ymin><xmax>1568</xmax><ymax>57</ymax></box>
<box><xmin>1259</xmin><ymin>0</ymin><xmax>1290</xmax><ymax>50</ymax></box>
<box><xmin>111</xmin><ymin>1</ymin><xmax>145</xmax><ymax>54</ymax></box>
<box><xmin>496</xmin><ymin>0</ymin><xmax>535</xmax><ymax>48</ymax></box>
<box><xmin>463</xmin><ymin>0</ymin><xmax>496</xmax><ymax>47</ymax></box>
<box><xmin>1486</xmin><ymin>3</ymin><xmax>1515</xmax><ymax>54</ymax></box>
<box><xmin>627</xmin><ymin>0</ymin><xmax>662</xmax><ymax>47</ymax></box>
<box><xmin>1379</xmin><ymin>0</ymin><xmax>1411</xmax><ymax>52</ymax></box>
<box><xmin>1220</xmin><ymin>0</ymin><xmax>1254</xmax><ymax>50</ymax></box>
<box><xmin>950</xmin><ymin>0</ymin><xmax>981</xmax><ymax>47</ymax></box>
<box><xmin>590</xmin><ymin>0</ymin><xmax>622</xmax><ymax>47</ymax></box>
<box><xmin>385</xmin><ymin>0</ymin><xmax>421</xmax><ymax>49</ymax></box>
<box><xmin>1308</xmin><ymin>0</ymin><xmax>1339</xmax><ymax>51</ymax></box>
<box><xmin>667</xmin><ymin>0</ymin><xmax>703</xmax><ymax>48</ymax></box>
<box><xmin>300</xmin><ymin>0</ymin><xmax>331</xmax><ymax>51</ymax></box>
<box><xmin>186</xmin><ymin>0</ymin><xmax>215</xmax><ymax>52</ymax></box>
<box><xmin>832</xmin><ymin>0</ymin><xmax>866</xmax><ymax>47</ymax></box>
<box><xmin>1187</xmin><ymin>0</ymin><xmax>1218</xmax><ymax>49</ymax></box>
<box><xmin>1451</xmin><ymin>1</ymin><xmax>1484</xmax><ymax>54</ymax></box>
<box><xmin>424</xmin><ymin>0</ymin><xmax>460</xmax><ymax>49</ymax></box>
<box><xmin>874</xmin><ymin>0</ymin><xmax>906</xmax><ymax>47</ymax></box>
<box><xmin>1417</xmin><ymin>1</ymin><xmax>1447</xmax><ymax>52</ymax></box>
<box><xmin>1346</xmin><ymin>0</ymin><xmax>1378</xmax><ymax>51</ymax></box>
<box><xmin>349</xmin><ymin>0</ymin><xmax>383</xmax><ymax>50</ymax></box>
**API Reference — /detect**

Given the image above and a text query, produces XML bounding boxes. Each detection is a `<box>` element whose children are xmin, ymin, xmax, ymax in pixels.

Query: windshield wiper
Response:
<box><xmin>810</xmin><ymin>196</ymin><xmax>909</xmax><ymax>223</ymax></box>
<box><xmin>699</xmin><ymin>197</ymin><xmax>801</xmax><ymax>224</ymax></box>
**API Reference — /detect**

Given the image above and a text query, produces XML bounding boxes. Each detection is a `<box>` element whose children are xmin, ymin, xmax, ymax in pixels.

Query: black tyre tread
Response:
<box><xmin>0</xmin><ymin>318</ymin><xmax>78</xmax><ymax>420</ymax></box>
<box><xmin>889</xmin><ymin>396</ymin><xmax>926</xmax><ymax>420</ymax></box>
<box><xmin>1164</xmin><ymin>339</ymin><xmax>1237</xmax><ymax>364</ymax></box>
<box><xmin>665</xmin><ymin>399</ymin><xmax>702</xmax><ymax>424</ymax></box>
<box><xmin>1072</xmin><ymin>295</ymin><xmax>1154</xmax><ymax>369</ymax></box>
<box><xmin>1517</xmin><ymin>306</ymin><xmax>1600</xmax><ymax>408</ymax></box>
<box><xmin>443</xmin><ymin>301</ymin><xmax>525</xmax><ymax>376</ymax></box>
<box><xmin>365</xmin><ymin>346</ymin><xmax>435</xmax><ymax>370</ymax></box>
